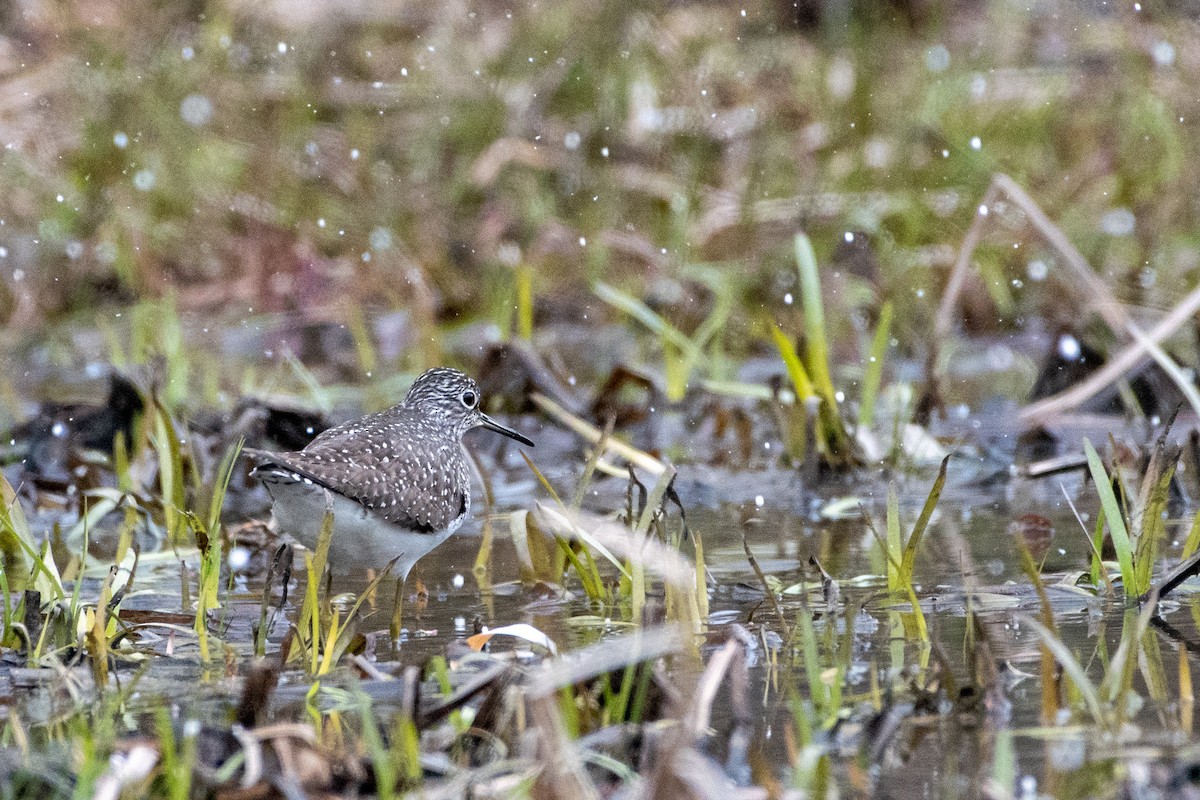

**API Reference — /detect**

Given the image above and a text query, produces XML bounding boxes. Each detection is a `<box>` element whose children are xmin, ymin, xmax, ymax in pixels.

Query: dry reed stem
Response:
<box><xmin>528</xmin><ymin>692</ymin><xmax>602</xmax><ymax>800</ymax></box>
<box><xmin>1019</xmin><ymin>283</ymin><xmax>1200</xmax><ymax>426</ymax></box>
<box><xmin>529</xmin><ymin>625</ymin><xmax>686</xmax><ymax>697</ymax></box>
<box><xmin>531</xmin><ymin>392</ymin><xmax>667</xmax><ymax>475</ymax></box>
<box><xmin>936</xmin><ymin>173</ymin><xmax>1200</xmax><ymax>427</ymax></box>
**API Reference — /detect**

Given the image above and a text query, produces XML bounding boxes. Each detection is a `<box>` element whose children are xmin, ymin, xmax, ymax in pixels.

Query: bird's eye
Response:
<box><xmin>461</xmin><ymin>390</ymin><xmax>478</xmax><ymax>408</ymax></box>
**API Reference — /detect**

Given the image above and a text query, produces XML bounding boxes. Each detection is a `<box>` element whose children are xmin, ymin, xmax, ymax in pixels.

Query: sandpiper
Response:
<box><xmin>245</xmin><ymin>368</ymin><xmax>533</xmax><ymax>577</ymax></box>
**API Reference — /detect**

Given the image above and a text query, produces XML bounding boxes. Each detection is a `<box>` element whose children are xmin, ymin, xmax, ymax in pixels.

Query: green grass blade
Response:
<box><xmin>520</xmin><ymin>450</ymin><xmax>564</xmax><ymax>506</ymax></box>
<box><xmin>358</xmin><ymin>693</ymin><xmax>396</xmax><ymax>800</ymax></box>
<box><xmin>857</xmin><ymin>300</ymin><xmax>893</xmax><ymax>430</ymax></box>
<box><xmin>991</xmin><ymin>729</ymin><xmax>1015</xmax><ymax>795</ymax></box>
<box><xmin>152</xmin><ymin>404</ymin><xmax>186</xmax><ymax>548</ymax></box>
<box><xmin>207</xmin><ymin>438</ymin><xmax>244</xmax><ymax>536</ymax></box>
<box><xmin>1183</xmin><ymin>509</ymin><xmax>1200</xmax><ymax>560</ymax></box>
<box><xmin>797</xmin><ymin>607</ymin><xmax>829</xmax><ymax>718</ymax></box>
<box><xmin>594</xmin><ymin>281</ymin><xmax>700</xmax><ymax>361</ymax></box>
<box><xmin>900</xmin><ymin>455</ymin><xmax>948</xmax><ymax>582</ymax></box>
<box><xmin>517</xmin><ymin>265</ymin><xmax>534</xmax><ymax>341</ymax></box>
<box><xmin>794</xmin><ymin>234</ymin><xmax>840</xmax><ymax>420</ymax></box>
<box><xmin>1021</xmin><ymin>615</ymin><xmax>1105</xmax><ymax>724</ymax></box>
<box><xmin>885</xmin><ymin>484</ymin><xmax>902</xmax><ymax>591</ymax></box>
<box><xmin>1083</xmin><ymin>439</ymin><xmax>1137</xmax><ymax>595</ymax></box>
<box><xmin>1098</xmin><ymin>604</ymin><xmax>1157</xmax><ymax>706</ymax></box>
<box><xmin>903</xmin><ymin>583</ymin><xmax>928</xmax><ymax>642</ymax></box>
<box><xmin>768</xmin><ymin>323</ymin><xmax>815</xmax><ymax>400</ymax></box>
<box><xmin>1135</xmin><ymin>463</ymin><xmax>1174</xmax><ymax>598</ymax></box>
<box><xmin>0</xmin><ymin>473</ymin><xmax>34</xmax><ymax>592</ymax></box>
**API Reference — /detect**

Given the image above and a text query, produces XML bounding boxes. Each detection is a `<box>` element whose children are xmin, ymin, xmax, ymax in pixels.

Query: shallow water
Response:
<box><xmin>78</xmin><ymin>460</ymin><xmax>1197</xmax><ymax>797</ymax></box>
<box><xmin>3</xmin><ymin>327</ymin><xmax>1197</xmax><ymax>795</ymax></box>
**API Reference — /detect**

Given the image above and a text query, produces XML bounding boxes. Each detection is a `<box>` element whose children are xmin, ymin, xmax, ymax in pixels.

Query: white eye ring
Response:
<box><xmin>461</xmin><ymin>390</ymin><xmax>478</xmax><ymax>408</ymax></box>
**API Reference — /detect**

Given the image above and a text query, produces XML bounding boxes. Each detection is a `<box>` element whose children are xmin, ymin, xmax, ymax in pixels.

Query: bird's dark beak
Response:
<box><xmin>479</xmin><ymin>413</ymin><xmax>534</xmax><ymax>447</ymax></box>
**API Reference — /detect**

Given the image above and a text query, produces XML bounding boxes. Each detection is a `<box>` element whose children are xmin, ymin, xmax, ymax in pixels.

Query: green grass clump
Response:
<box><xmin>594</xmin><ymin>269</ymin><xmax>732</xmax><ymax>403</ymax></box>
<box><xmin>869</xmin><ymin>455</ymin><xmax>948</xmax><ymax>644</ymax></box>
<box><xmin>769</xmin><ymin>234</ymin><xmax>860</xmax><ymax>470</ymax></box>
<box><xmin>1082</xmin><ymin>437</ymin><xmax>1175</xmax><ymax>598</ymax></box>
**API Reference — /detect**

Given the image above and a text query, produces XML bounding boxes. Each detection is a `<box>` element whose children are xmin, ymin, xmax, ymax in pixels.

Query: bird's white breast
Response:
<box><xmin>262</xmin><ymin>475</ymin><xmax>464</xmax><ymax>577</ymax></box>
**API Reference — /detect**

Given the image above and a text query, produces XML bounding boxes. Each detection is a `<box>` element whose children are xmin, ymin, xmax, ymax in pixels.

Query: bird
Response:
<box><xmin>244</xmin><ymin>367</ymin><xmax>533</xmax><ymax>578</ymax></box>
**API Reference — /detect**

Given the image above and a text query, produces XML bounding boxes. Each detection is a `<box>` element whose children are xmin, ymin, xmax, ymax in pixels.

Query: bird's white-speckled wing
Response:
<box><xmin>247</xmin><ymin>411</ymin><xmax>468</xmax><ymax>533</ymax></box>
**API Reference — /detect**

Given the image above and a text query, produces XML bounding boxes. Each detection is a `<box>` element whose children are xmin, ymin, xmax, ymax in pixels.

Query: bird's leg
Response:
<box><xmin>390</xmin><ymin>576</ymin><xmax>405</xmax><ymax>643</ymax></box>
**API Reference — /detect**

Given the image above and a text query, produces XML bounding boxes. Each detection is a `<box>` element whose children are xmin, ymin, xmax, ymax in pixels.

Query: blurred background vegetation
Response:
<box><xmin>0</xmin><ymin>0</ymin><xmax>1197</xmax><ymax>405</ymax></box>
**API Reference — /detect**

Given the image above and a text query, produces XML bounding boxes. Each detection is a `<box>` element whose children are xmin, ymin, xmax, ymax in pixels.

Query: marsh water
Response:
<box><xmin>7</xmin><ymin>332</ymin><xmax>1193</xmax><ymax>798</ymax></box>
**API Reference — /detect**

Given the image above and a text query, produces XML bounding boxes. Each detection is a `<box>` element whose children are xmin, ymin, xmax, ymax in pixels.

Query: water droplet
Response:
<box><xmin>113</xmin><ymin>131</ymin><xmax>128</xmax><ymax>149</ymax></box>
<box><xmin>970</xmin><ymin>135</ymin><xmax>982</xmax><ymax>150</ymax></box>
<box><xmin>180</xmin><ymin>94</ymin><xmax>213</xmax><ymax>127</ymax></box>
<box><xmin>925</xmin><ymin>44</ymin><xmax>950</xmax><ymax>72</ymax></box>
<box><xmin>1100</xmin><ymin>207</ymin><xmax>1135</xmax><ymax>237</ymax></box>
<box><xmin>370</xmin><ymin>227</ymin><xmax>393</xmax><ymax>251</ymax></box>
<box><xmin>1058</xmin><ymin>334</ymin><xmax>1081</xmax><ymax>361</ymax></box>
<box><xmin>564</xmin><ymin>131</ymin><xmax>581</xmax><ymax>150</ymax></box>
<box><xmin>277</xmin><ymin>42</ymin><xmax>288</xmax><ymax>54</ymax></box>
<box><xmin>1153</xmin><ymin>40</ymin><xmax>1176</xmax><ymax>67</ymax></box>
<box><xmin>228</xmin><ymin>547</ymin><xmax>250</xmax><ymax>570</ymax></box>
